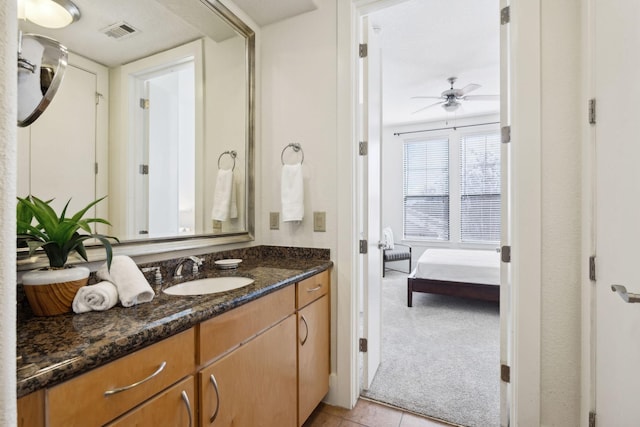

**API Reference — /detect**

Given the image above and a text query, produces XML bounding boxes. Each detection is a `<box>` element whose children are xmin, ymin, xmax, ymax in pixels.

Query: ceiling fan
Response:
<box><xmin>411</xmin><ymin>77</ymin><xmax>499</xmax><ymax>114</ymax></box>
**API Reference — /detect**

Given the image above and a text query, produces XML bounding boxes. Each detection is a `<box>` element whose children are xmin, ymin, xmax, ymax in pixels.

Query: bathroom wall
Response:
<box><xmin>0</xmin><ymin>3</ymin><xmax>17</xmax><ymax>425</ymax></box>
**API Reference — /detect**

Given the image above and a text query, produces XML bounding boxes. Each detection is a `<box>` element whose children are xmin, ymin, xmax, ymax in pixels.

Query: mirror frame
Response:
<box><xmin>17</xmin><ymin>0</ymin><xmax>256</xmax><ymax>271</ymax></box>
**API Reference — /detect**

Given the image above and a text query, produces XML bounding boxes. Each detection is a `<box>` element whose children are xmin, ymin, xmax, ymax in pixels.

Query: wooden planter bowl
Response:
<box><xmin>22</xmin><ymin>266</ymin><xmax>90</xmax><ymax>316</ymax></box>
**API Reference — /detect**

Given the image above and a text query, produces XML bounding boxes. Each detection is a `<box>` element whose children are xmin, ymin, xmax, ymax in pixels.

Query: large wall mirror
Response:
<box><xmin>17</xmin><ymin>0</ymin><xmax>255</xmax><ymax>265</ymax></box>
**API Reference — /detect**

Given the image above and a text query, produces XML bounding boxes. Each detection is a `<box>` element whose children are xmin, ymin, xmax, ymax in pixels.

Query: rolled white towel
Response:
<box><xmin>97</xmin><ymin>256</ymin><xmax>155</xmax><ymax>308</ymax></box>
<box><xmin>72</xmin><ymin>281</ymin><xmax>119</xmax><ymax>314</ymax></box>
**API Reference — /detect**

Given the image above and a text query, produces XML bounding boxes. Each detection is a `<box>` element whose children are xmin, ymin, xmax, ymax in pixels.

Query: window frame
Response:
<box><xmin>401</xmin><ymin>124</ymin><xmax>501</xmax><ymax>248</ymax></box>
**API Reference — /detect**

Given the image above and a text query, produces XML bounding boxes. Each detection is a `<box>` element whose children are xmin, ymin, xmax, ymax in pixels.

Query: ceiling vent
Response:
<box><xmin>101</xmin><ymin>22</ymin><xmax>140</xmax><ymax>40</ymax></box>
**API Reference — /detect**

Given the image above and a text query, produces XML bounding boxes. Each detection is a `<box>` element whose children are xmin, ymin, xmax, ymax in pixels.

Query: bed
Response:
<box><xmin>407</xmin><ymin>248</ymin><xmax>500</xmax><ymax>307</ymax></box>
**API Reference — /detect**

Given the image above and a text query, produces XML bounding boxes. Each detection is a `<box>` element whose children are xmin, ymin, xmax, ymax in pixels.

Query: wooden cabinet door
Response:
<box><xmin>107</xmin><ymin>376</ymin><xmax>195</xmax><ymax>427</ymax></box>
<box><xmin>17</xmin><ymin>390</ymin><xmax>44</xmax><ymax>427</ymax></box>
<box><xmin>199</xmin><ymin>315</ymin><xmax>297</xmax><ymax>427</ymax></box>
<box><xmin>297</xmin><ymin>294</ymin><xmax>330</xmax><ymax>426</ymax></box>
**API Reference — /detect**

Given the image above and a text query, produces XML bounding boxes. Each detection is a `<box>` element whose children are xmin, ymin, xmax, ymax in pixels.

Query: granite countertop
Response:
<box><xmin>16</xmin><ymin>247</ymin><xmax>332</xmax><ymax>398</ymax></box>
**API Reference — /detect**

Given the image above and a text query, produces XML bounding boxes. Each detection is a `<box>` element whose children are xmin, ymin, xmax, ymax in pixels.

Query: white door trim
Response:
<box><xmin>508</xmin><ymin>0</ymin><xmax>542</xmax><ymax>425</ymax></box>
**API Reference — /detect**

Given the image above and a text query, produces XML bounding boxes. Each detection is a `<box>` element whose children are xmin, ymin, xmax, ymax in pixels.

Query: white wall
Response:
<box><xmin>260</xmin><ymin>0</ymin><xmax>347</xmax><ymax>405</ymax></box>
<box><xmin>0</xmin><ymin>3</ymin><xmax>17</xmax><ymax>425</ymax></box>
<box><xmin>539</xmin><ymin>0</ymin><xmax>582</xmax><ymax>424</ymax></box>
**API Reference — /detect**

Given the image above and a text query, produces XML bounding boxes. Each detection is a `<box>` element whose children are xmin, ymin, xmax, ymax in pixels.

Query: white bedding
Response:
<box><xmin>412</xmin><ymin>249</ymin><xmax>500</xmax><ymax>285</ymax></box>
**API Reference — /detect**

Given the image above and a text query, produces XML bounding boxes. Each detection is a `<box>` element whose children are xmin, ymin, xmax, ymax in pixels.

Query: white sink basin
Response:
<box><xmin>164</xmin><ymin>277</ymin><xmax>254</xmax><ymax>296</ymax></box>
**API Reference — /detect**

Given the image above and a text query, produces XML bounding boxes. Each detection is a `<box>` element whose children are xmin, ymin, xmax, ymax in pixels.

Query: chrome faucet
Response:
<box><xmin>173</xmin><ymin>256</ymin><xmax>204</xmax><ymax>279</ymax></box>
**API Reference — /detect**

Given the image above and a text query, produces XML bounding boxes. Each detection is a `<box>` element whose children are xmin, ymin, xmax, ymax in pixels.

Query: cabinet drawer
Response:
<box><xmin>47</xmin><ymin>328</ymin><xmax>195</xmax><ymax>427</ymax></box>
<box><xmin>296</xmin><ymin>270</ymin><xmax>329</xmax><ymax>309</ymax></box>
<box><xmin>198</xmin><ymin>285</ymin><xmax>295</xmax><ymax>365</ymax></box>
<box><xmin>106</xmin><ymin>376</ymin><xmax>195</xmax><ymax>427</ymax></box>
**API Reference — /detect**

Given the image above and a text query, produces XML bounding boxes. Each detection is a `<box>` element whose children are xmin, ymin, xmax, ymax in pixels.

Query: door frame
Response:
<box><xmin>333</xmin><ymin>0</ymin><xmax>545</xmax><ymax>424</ymax></box>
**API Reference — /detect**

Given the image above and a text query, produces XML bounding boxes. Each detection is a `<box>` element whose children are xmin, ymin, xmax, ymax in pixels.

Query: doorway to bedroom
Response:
<box><xmin>356</xmin><ymin>1</ymin><xmax>503</xmax><ymax>426</ymax></box>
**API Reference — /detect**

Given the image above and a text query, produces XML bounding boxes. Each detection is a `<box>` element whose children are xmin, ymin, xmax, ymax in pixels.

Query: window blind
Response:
<box><xmin>459</xmin><ymin>132</ymin><xmax>501</xmax><ymax>243</ymax></box>
<box><xmin>403</xmin><ymin>138</ymin><xmax>449</xmax><ymax>240</ymax></box>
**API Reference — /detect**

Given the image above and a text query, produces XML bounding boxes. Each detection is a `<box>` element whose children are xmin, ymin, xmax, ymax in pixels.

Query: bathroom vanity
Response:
<box><xmin>16</xmin><ymin>247</ymin><xmax>331</xmax><ymax>427</ymax></box>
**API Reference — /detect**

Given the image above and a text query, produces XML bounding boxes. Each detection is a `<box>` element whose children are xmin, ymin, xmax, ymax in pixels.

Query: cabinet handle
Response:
<box><xmin>181</xmin><ymin>390</ymin><xmax>193</xmax><ymax>427</ymax></box>
<box><xmin>306</xmin><ymin>285</ymin><xmax>322</xmax><ymax>293</ymax></box>
<box><xmin>209</xmin><ymin>374</ymin><xmax>221</xmax><ymax>423</ymax></box>
<box><xmin>103</xmin><ymin>361</ymin><xmax>167</xmax><ymax>396</ymax></box>
<box><xmin>300</xmin><ymin>315</ymin><xmax>309</xmax><ymax>346</ymax></box>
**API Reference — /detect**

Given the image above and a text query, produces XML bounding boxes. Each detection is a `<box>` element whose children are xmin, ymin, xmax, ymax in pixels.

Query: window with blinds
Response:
<box><xmin>403</xmin><ymin>138</ymin><xmax>449</xmax><ymax>240</ymax></box>
<box><xmin>460</xmin><ymin>132</ymin><xmax>501</xmax><ymax>243</ymax></box>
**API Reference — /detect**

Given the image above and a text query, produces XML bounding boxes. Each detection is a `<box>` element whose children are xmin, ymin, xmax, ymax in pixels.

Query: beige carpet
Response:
<box><xmin>361</xmin><ymin>271</ymin><xmax>500</xmax><ymax>427</ymax></box>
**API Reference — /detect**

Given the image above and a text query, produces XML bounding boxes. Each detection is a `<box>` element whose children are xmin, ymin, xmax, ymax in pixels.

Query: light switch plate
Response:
<box><xmin>270</xmin><ymin>212</ymin><xmax>279</xmax><ymax>230</ymax></box>
<box><xmin>313</xmin><ymin>211</ymin><xmax>326</xmax><ymax>232</ymax></box>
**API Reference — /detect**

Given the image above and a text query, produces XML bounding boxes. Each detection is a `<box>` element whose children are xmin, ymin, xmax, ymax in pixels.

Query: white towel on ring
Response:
<box><xmin>211</xmin><ymin>169</ymin><xmax>237</xmax><ymax>221</ymax></box>
<box><xmin>72</xmin><ymin>281</ymin><xmax>118</xmax><ymax>313</ymax></box>
<box><xmin>281</xmin><ymin>163</ymin><xmax>304</xmax><ymax>222</ymax></box>
<box><xmin>96</xmin><ymin>256</ymin><xmax>154</xmax><ymax>307</ymax></box>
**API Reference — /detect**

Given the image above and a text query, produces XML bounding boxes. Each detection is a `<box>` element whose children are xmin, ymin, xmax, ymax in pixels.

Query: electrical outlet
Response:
<box><xmin>270</xmin><ymin>212</ymin><xmax>279</xmax><ymax>230</ymax></box>
<box><xmin>313</xmin><ymin>211</ymin><xmax>326</xmax><ymax>232</ymax></box>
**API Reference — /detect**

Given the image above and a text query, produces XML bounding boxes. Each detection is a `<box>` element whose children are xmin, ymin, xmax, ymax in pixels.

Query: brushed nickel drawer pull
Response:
<box><xmin>103</xmin><ymin>361</ymin><xmax>167</xmax><ymax>396</ymax></box>
<box><xmin>300</xmin><ymin>315</ymin><xmax>309</xmax><ymax>346</ymax></box>
<box><xmin>181</xmin><ymin>390</ymin><xmax>193</xmax><ymax>427</ymax></box>
<box><xmin>209</xmin><ymin>374</ymin><xmax>221</xmax><ymax>423</ymax></box>
<box><xmin>306</xmin><ymin>285</ymin><xmax>322</xmax><ymax>293</ymax></box>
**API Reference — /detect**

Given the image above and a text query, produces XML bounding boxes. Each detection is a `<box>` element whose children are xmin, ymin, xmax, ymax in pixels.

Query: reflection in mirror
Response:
<box><xmin>17</xmin><ymin>33</ymin><xmax>68</xmax><ymax>127</ymax></box>
<box><xmin>17</xmin><ymin>0</ymin><xmax>255</xmax><ymax>254</ymax></box>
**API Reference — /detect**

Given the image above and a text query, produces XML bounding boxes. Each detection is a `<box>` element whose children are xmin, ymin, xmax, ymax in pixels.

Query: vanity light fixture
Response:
<box><xmin>18</xmin><ymin>0</ymin><xmax>81</xmax><ymax>29</ymax></box>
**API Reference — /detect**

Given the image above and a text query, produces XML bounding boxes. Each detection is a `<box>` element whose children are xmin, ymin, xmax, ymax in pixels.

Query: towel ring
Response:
<box><xmin>217</xmin><ymin>150</ymin><xmax>237</xmax><ymax>171</ymax></box>
<box><xmin>281</xmin><ymin>143</ymin><xmax>304</xmax><ymax>165</ymax></box>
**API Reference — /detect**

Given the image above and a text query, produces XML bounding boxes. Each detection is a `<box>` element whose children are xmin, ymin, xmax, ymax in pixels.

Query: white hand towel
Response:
<box><xmin>211</xmin><ymin>169</ymin><xmax>234</xmax><ymax>221</ymax></box>
<box><xmin>229</xmin><ymin>176</ymin><xmax>238</xmax><ymax>219</ymax></box>
<box><xmin>96</xmin><ymin>256</ymin><xmax>155</xmax><ymax>308</ymax></box>
<box><xmin>72</xmin><ymin>281</ymin><xmax>119</xmax><ymax>313</ymax></box>
<box><xmin>281</xmin><ymin>163</ymin><xmax>304</xmax><ymax>222</ymax></box>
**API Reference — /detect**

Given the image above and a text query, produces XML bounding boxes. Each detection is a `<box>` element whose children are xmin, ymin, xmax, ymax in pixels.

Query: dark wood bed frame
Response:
<box><xmin>407</xmin><ymin>277</ymin><xmax>500</xmax><ymax>307</ymax></box>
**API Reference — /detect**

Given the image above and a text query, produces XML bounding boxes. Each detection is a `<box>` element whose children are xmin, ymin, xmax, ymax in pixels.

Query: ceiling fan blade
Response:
<box><xmin>463</xmin><ymin>94</ymin><xmax>500</xmax><ymax>101</ymax></box>
<box><xmin>456</xmin><ymin>83</ymin><xmax>481</xmax><ymax>96</ymax></box>
<box><xmin>411</xmin><ymin>101</ymin><xmax>445</xmax><ymax>114</ymax></box>
<box><xmin>410</xmin><ymin>96</ymin><xmax>443</xmax><ymax>100</ymax></box>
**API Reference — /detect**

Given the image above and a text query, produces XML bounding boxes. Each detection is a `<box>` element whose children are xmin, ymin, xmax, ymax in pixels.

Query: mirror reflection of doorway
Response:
<box><xmin>134</xmin><ymin>59</ymin><xmax>195</xmax><ymax>238</ymax></box>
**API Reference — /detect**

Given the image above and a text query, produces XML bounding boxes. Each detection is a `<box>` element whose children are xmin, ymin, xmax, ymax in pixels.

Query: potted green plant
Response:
<box><xmin>17</xmin><ymin>195</ymin><xmax>118</xmax><ymax>316</ymax></box>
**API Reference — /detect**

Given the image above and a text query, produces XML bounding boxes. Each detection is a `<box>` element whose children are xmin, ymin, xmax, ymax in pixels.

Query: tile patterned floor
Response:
<box><xmin>303</xmin><ymin>398</ymin><xmax>455</xmax><ymax>427</ymax></box>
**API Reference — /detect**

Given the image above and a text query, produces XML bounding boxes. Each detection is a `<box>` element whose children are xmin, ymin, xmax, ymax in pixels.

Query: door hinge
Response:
<box><xmin>95</xmin><ymin>92</ymin><xmax>104</xmax><ymax>105</ymax></box>
<box><xmin>588</xmin><ymin>98</ymin><xmax>596</xmax><ymax>125</ymax></box>
<box><xmin>359</xmin><ymin>43</ymin><xmax>368</xmax><ymax>58</ymax></box>
<box><xmin>359</xmin><ymin>338</ymin><xmax>368</xmax><ymax>352</ymax></box>
<box><xmin>359</xmin><ymin>141</ymin><xmax>368</xmax><ymax>155</ymax></box>
<box><xmin>589</xmin><ymin>255</ymin><xmax>596</xmax><ymax>281</ymax></box>
<box><xmin>501</xmin><ymin>245</ymin><xmax>511</xmax><ymax>263</ymax></box>
<box><xmin>501</xmin><ymin>126</ymin><xmax>511</xmax><ymax>143</ymax></box>
<box><xmin>140</xmin><ymin>98</ymin><xmax>149</xmax><ymax>109</ymax></box>
<box><xmin>500</xmin><ymin>6</ymin><xmax>510</xmax><ymax>25</ymax></box>
<box><xmin>139</xmin><ymin>230</ymin><xmax>149</xmax><ymax>235</ymax></box>
<box><xmin>95</xmin><ymin>162</ymin><xmax>99</xmax><ymax>175</ymax></box>
<box><xmin>589</xmin><ymin>411</ymin><xmax>596</xmax><ymax>427</ymax></box>
<box><xmin>359</xmin><ymin>239</ymin><xmax>368</xmax><ymax>254</ymax></box>
<box><xmin>500</xmin><ymin>364</ymin><xmax>511</xmax><ymax>383</ymax></box>
<box><xmin>139</xmin><ymin>164</ymin><xmax>149</xmax><ymax>175</ymax></box>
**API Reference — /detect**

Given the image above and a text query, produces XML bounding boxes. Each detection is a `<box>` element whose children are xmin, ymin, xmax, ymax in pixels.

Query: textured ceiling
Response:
<box><xmin>231</xmin><ymin>0</ymin><xmax>317</xmax><ymax>26</ymax></box>
<box><xmin>370</xmin><ymin>0</ymin><xmax>500</xmax><ymax>126</ymax></box>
